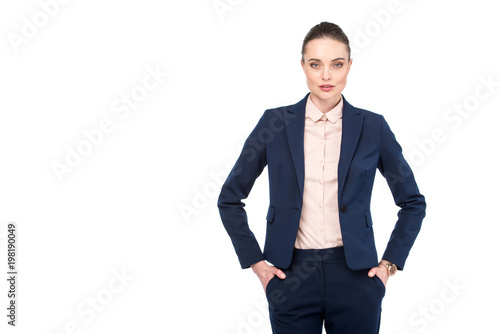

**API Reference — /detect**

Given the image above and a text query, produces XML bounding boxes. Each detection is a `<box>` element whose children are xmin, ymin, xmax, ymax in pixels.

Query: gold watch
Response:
<box><xmin>380</xmin><ymin>260</ymin><xmax>397</xmax><ymax>276</ymax></box>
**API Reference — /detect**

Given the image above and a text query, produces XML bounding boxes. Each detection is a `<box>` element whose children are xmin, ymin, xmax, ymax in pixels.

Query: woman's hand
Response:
<box><xmin>368</xmin><ymin>264</ymin><xmax>389</xmax><ymax>286</ymax></box>
<box><xmin>251</xmin><ymin>260</ymin><xmax>286</xmax><ymax>292</ymax></box>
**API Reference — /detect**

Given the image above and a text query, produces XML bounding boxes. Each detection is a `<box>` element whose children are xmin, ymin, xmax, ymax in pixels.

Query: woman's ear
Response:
<box><xmin>346</xmin><ymin>58</ymin><xmax>353</xmax><ymax>74</ymax></box>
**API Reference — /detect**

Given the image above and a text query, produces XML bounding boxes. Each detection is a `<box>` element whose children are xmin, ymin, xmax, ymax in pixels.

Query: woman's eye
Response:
<box><xmin>311</xmin><ymin>63</ymin><xmax>320</xmax><ymax>68</ymax></box>
<box><xmin>333</xmin><ymin>63</ymin><xmax>343</xmax><ymax>68</ymax></box>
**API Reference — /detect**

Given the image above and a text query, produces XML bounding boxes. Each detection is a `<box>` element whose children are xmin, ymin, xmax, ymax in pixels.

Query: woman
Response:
<box><xmin>218</xmin><ymin>21</ymin><xmax>426</xmax><ymax>334</ymax></box>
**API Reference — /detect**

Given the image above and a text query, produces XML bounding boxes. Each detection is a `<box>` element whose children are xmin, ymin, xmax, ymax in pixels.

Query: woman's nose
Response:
<box><xmin>322</xmin><ymin>68</ymin><xmax>331</xmax><ymax>81</ymax></box>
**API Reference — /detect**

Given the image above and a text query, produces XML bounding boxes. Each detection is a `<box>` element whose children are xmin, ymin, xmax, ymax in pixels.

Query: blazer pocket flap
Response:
<box><xmin>364</xmin><ymin>211</ymin><xmax>373</xmax><ymax>227</ymax></box>
<box><xmin>266</xmin><ymin>206</ymin><xmax>276</xmax><ymax>223</ymax></box>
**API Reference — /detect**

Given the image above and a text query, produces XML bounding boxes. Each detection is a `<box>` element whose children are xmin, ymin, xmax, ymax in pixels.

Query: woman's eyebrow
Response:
<box><xmin>308</xmin><ymin>57</ymin><xmax>345</xmax><ymax>62</ymax></box>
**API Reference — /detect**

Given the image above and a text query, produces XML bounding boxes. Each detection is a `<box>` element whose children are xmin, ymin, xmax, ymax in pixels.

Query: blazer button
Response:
<box><xmin>340</xmin><ymin>205</ymin><xmax>347</xmax><ymax>213</ymax></box>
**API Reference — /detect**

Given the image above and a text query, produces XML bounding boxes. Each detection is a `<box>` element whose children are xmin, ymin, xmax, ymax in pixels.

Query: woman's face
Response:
<box><xmin>301</xmin><ymin>38</ymin><xmax>352</xmax><ymax>111</ymax></box>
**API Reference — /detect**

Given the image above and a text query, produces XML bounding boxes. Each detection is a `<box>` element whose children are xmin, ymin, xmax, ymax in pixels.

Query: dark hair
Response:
<box><xmin>301</xmin><ymin>22</ymin><xmax>351</xmax><ymax>62</ymax></box>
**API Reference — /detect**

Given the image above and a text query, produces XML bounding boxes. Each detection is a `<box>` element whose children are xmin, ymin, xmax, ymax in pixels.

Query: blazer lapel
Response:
<box><xmin>337</xmin><ymin>96</ymin><xmax>364</xmax><ymax>198</ymax></box>
<box><xmin>285</xmin><ymin>93</ymin><xmax>364</xmax><ymax>202</ymax></box>
<box><xmin>285</xmin><ymin>94</ymin><xmax>308</xmax><ymax>197</ymax></box>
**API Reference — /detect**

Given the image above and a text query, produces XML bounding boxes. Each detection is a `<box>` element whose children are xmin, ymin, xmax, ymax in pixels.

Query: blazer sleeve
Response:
<box><xmin>217</xmin><ymin>111</ymin><xmax>270</xmax><ymax>269</ymax></box>
<box><xmin>377</xmin><ymin>115</ymin><xmax>426</xmax><ymax>270</ymax></box>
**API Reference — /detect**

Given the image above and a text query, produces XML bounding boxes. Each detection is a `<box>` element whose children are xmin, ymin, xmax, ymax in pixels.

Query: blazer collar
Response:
<box><xmin>288</xmin><ymin>92</ymin><xmax>360</xmax><ymax>117</ymax></box>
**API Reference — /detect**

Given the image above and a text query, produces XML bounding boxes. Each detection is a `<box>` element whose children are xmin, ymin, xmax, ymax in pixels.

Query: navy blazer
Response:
<box><xmin>218</xmin><ymin>93</ymin><xmax>426</xmax><ymax>271</ymax></box>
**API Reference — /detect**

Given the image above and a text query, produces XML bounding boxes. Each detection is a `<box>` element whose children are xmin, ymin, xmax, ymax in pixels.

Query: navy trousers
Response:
<box><xmin>265</xmin><ymin>247</ymin><xmax>385</xmax><ymax>334</ymax></box>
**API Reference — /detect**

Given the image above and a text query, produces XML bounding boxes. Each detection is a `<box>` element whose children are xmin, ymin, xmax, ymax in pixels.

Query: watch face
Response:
<box><xmin>388</xmin><ymin>264</ymin><xmax>397</xmax><ymax>275</ymax></box>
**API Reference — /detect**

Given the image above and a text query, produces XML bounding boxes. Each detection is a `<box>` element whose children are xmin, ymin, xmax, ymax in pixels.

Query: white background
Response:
<box><xmin>1</xmin><ymin>0</ymin><xmax>499</xmax><ymax>333</ymax></box>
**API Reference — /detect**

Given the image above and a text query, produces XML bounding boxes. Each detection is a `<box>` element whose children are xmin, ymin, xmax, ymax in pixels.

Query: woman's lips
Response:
<box><xmin>320</xmin><ymin>85</ymin><xmax>334</xmax><ymax>92</ymax></box>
